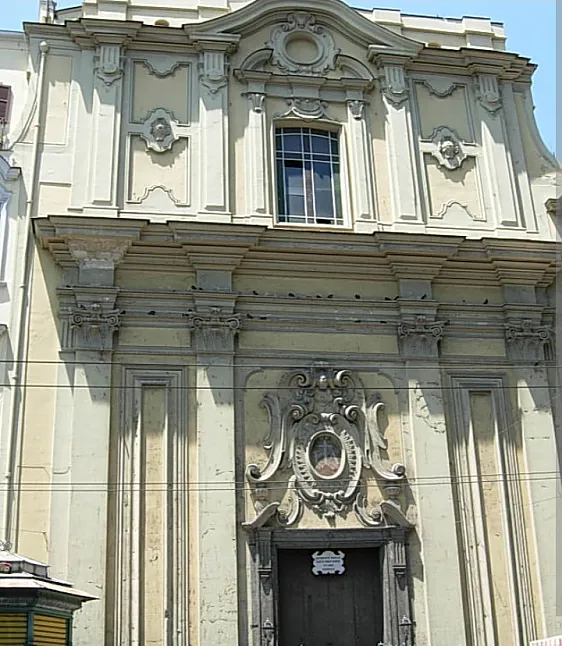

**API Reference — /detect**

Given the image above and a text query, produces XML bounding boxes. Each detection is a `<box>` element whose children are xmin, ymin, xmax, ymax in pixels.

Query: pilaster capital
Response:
<box><xmin>187</xmin><ymin>304</ymin><xmax>242</xmax><ymax>354</ymax></box>
<box><xmin>504</xmin><ymin>318</ymin><xmax>551</xmax><ymax>363</ymax></box>
<box><xmin>397</xmin><ymin>314</ymin><xmax>446</xmax><ymax>360</ymax></box>
<box><xmin>61</xmin><ymin>287</ymin><xmax>121</xmax><ymax>352</ymax></box>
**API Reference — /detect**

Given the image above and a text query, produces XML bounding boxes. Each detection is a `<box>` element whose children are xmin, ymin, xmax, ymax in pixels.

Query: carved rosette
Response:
<box><xmin>429</xmin><ymin>126</ymin><xmax>468</xmax><ymax>171</ymax></box>
<box><xmin>68</xmin><ymin>303</ymin><xmax>121</xmax><ymax>351</ymax></box>
<box><xmin>245</xmin><ymin>365</ymin><xmax>409</xmax><ymax>528</ymax></box>
<box><xmin>139</xmin><ymin>108</ymin><xmax>179</xmax><ymax>153</ymax></box>
<box><xmin>186</xmin><ymin>307</ymin><xmax>241</xmax><ymax>353</ymax></box>
<box><xmin>270</xmin><ymin>13</ymin><xmax>339</xmax><ymax>76</ymax></box>
<box><xmin>505</xmin><ymin>319</ymin><xmax>551</xmax><ymax>362</ymax></box>
<box><xmin>398</xmin><ymin>316</ymin><xmax>446</xmax><ymax>359</ymax></box>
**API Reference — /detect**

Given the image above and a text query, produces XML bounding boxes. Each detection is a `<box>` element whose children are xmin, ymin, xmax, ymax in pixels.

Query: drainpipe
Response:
<box><xmin>2</xmin><ymin>40</ymin><xmax>49</xmax><ymax>547</ymax></box>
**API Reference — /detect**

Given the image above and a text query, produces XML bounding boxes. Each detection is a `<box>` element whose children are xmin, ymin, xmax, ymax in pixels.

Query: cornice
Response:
<box><xmin>33</xmin><ymin>216</ymin><xmax>558</xmax><ymax>285</ymax></box>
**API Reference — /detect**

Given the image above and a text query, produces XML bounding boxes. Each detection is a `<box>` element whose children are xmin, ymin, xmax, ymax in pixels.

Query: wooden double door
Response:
<box><xmin>277</xmin><ymin>547</ymin><xmax>383</xmax><ymax>646</ymax></box>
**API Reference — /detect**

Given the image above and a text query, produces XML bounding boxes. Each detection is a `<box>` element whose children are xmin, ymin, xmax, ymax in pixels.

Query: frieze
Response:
<box><xmin>245</xmin><ymin>365</ymin><xmax>408</xmax><ymax>526</ymax></box>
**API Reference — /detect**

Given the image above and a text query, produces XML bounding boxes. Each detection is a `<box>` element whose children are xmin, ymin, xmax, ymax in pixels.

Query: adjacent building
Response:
<box><xmin>0</xmin><ymin>0</ymin><xmax>560</xmax><ymax>644</ymax></box>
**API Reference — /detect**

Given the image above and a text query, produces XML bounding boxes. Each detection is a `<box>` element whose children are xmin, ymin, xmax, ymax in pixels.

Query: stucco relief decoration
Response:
<box><xmin>270</xmin><ymin>13</ymin><xmax>339</xmax><ymax>76</ymax></box>
<box><xmin>186</xmin><ymin>306</ymin><xmax>241</xmax><ymax>353</ymax></box>
<box><xmin>429</xmin><ymin>126</ymin><xmax>468</xmax><ymax>171</ymax></box>
<box><xmin>381</xmin><ymin>64</ymin><xmax>409</xmax><ymax>106</ymax></box>
<box><xmin>275</xmin><ymin>97</ymin><xmax>333</xmax><ymax>121</ymax></box>
<box><xmin>245</xmin><ymin>365</ymin><xmax>408</xmax><ymax>528</ymax></box>
<box><xmin>95</xmin><ymin>43</ymin><xmax>123</xmax><ymax>87</ymax></box>
<box><xmin>398</xmin><ymin>316</ymin><xmax>446</xmax><ymax>358</ymax></box>
<box><xmin>69</xmin><ymin>303</ymin><xmax>121</xmax><ymax>351</ymax></box>
<box><xmin>475</xmin><ymin>73</ymin><xmax>502</xmax><ymax>114</ymax></box>
<box><xmin>138</xmin><ymin>108</ymin><xmax>178</xmax><ymax>153</ymax></box>
<box><xmin>199</xmin><ymin>50</ymin><xmax>227</xmax><ymax>94</ymax></box>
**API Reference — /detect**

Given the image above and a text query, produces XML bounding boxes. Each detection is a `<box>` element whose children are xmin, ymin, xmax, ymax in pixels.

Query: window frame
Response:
<box><xmin>0</xmin><ymin>85</ymin><xmax>12</xmax><ymax>126</ymax></box>
<box><xmin>270</xmin><ymin>120</ymin><xmax>351</xmax><ymax>229</ymax></box>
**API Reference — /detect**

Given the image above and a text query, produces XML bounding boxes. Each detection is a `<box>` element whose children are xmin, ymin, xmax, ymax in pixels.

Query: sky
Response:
<box><xmin>1</xmin><ymin>0</ymin><xmax>556</xmax><ymax>155</ymax></box>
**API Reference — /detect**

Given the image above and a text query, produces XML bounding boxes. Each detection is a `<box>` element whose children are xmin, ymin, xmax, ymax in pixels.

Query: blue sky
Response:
<box><xmin>2</xmin><ymin>0</ymin><xmax>556</xmax><ymax>155</ymax></box>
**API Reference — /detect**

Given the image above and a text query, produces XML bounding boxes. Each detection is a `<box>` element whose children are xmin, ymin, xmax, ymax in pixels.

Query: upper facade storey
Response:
<box><xmin>1</xmin><ymin>0</ymin><xmax>558</xmax><ymax>239</ymax></box>
<box><xmin>58</xmin><ymin>0</ymin><xmax>508</xmax><ymax>51</ymax></box>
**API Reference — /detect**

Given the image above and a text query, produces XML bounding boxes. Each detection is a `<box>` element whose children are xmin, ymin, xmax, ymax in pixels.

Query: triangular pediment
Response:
<box><xmin>187</xmin><ymin>0</ymin><xmax>422</xmax><ymax>58</ymax></box>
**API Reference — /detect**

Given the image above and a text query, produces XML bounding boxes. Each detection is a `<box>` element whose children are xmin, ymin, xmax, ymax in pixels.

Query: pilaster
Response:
<box><xmin>193</xmin><ymin>36</ymin><xmax>240</xmax><ymax>217</ymax></box>
<box><xmin>68</xmin><ymin>21</ymin><xmax>141</xmax><ymax>216</ymax></box>
<box><xmin>346</xmin><ymin>97</ymin><xmax>376</xmax><ymax>228</ymax></box>
<box><xmin>243</xmin><ymin>90</ymin><xmax>269</xmax><ymax>223</ymax></box>
<box><xmin>47</xmin><ymin>235</ymin><xmax>129</xmax><ymax>644</ymax></box>
<box><xmin>396</xmin><ymin>301</ymin><xmax>467</xmax><ymax>646</ymax></box>
<box><xmin>371</xmin><ymin>56</ymin><xmax>421</xmax><ymax>223</ymax></box>
<box><xmin>504</xmin><ymin>306</ymin><xmax>558</xmax><ymax>636</ymax></box>
<box><xmin>188</xmin><ymin>292</ymin><xmax>241</xmax><ymax>646</ymax></box>
<box><xmin>473</xmin><ymin>73</ymin><xmax>521</xmax><ymax>228</ymax></box>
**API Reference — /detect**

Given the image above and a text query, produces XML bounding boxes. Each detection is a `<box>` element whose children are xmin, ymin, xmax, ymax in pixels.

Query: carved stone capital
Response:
<box><xmin>381</xmin><ymin>65</ymin><xmax>409</xmax><ymax>106</ymax></box>
<box><xmin>475</xmin><ymin>73</ymin><xmax>502</xmax><ymax>114</ymax></box>
<box><xmin>247</xmin><ymin>92</ymin><xmax>266</xmax><ymax>113</ymax></box>
<box><xmin>187</xmin><ymin>306</ymin><xmax>241</xmax><ymax>353</ymax></box>
<box><xmin>397</xmin><ymin>316</ymin><xmax>445</xmax><ymax>359</ymax></box>
<box><xmin>505</xmin><ymin>319</ymin><xmax>551</xmax><ymax>362</ymax></box>
<box><xmin>94</xmin><ymin>43</ymin><xmax>124</xmax><ymax>86</ymax></box>
<box><xmin>347</xmin><ymin>99</ymin><xmax>366</xmax><ymax>120</ymax></box>
<box><xmin>199</xmin><ymin>50</ymin><xmax>228</xmax><ymax>94</ymax></box>
<box><xmin>61</xmin><ymin>287</ymin><xmax>121</xmax><ymax>352</ymax></box>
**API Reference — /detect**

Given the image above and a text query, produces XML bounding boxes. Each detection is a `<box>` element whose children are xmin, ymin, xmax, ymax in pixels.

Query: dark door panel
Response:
<box><xmin>278</xmin><ymin>547</ymin><xmax>383</xmax><ymax>646</ymax></box>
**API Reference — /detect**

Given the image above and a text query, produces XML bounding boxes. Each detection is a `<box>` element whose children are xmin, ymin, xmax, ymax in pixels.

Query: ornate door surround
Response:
<box><xmin>248</xmin><ymin>527</ymin><xmax>414</xmax><ymax>646</ymax></box>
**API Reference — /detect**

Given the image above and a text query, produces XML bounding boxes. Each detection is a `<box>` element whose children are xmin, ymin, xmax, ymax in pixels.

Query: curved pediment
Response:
<box><xmin>187</xmin><ymin>0</ymin><xmax>423</xmax><ymax>58</ymax></box>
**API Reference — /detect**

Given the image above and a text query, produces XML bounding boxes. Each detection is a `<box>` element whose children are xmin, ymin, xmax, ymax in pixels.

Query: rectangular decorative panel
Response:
<box><xmin>44</xmin><ymin>55</ymin><xmax>72</xmax><ymax>145</ymax></box>
<box><xmin>111</xmin><ymin>367</ymin><xmax>189</xmax><ymax>646</ymax></box>
<box><xmin>132</xmin><ymin>61</ymin><xmax>190</xmax><ymax>124</ymax></box>
<box><xmin>446</xmin><ymin>375</ymin><xmax>536</xmax><ymax>646</ymax></box>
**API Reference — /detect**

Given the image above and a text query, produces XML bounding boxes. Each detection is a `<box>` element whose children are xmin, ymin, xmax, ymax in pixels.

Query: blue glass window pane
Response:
<box><xmin>283</xmin><ymin>134</ymin><xmax>302</xmax><ymax>152</ymax></box>
<box><xmin>311</xmin><ymin>133</ymin><xmax>330</xmax><ymax>155</ymax></box>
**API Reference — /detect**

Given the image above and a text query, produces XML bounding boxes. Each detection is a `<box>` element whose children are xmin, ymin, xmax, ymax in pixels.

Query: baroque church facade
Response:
<box><xmin>0</xmin><ymin>0</ymin><xmax>560</xmax><ymax>644</ymax></box>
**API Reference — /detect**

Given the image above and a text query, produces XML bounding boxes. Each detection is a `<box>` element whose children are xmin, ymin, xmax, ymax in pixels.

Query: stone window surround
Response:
<box><xmin>247</xmin><ymin>527</ymin><xmax>413</xmax><ymax>646</ymax></box>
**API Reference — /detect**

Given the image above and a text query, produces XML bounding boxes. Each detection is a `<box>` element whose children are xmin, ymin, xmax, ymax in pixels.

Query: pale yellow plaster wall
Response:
<box><xmin>239</xmin><ymin>331</ymin><xmax>398</xmax><ymax>355</ymax></box>
<box><xmin>17</xmin><ymin>246</ymin><xmax>61</xmax><ymax>560</ymax></box>
<box><xmin>132</xmin><ymin>61</ymin><xmax>190</xmax><ymax>123</ymax></box>
<box><xmin>233</xmin><ymin>275</ymin><xmax>398</xmax><ymax>299</ymax></box>
<box><xmin>37</xmin><ymin>183</ymin><xmax>71</xmax><ymax>215</ymax></box>
<box><xmin>415</xmin><ymin>82</ymin><xmax>473</xmax><ymax>142</ymax></box>
<box><xmin>43</xmin><ymin>55</ymin><xmax>73</xmax><ymax>146</ymax></box>
<box><xmin>424</xmin><ymin>156</ymin><xmax>483</xmax><ymax>223</ymax></box>
<box><xmin>440</xmin><ymin>338</ymin><xmax>506</xmax><ymax>357</ymax></box>
<box><xmin>114</xmin><ymin>268</ymin><xmax>196</xmax><ymax>290</ymax></box>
